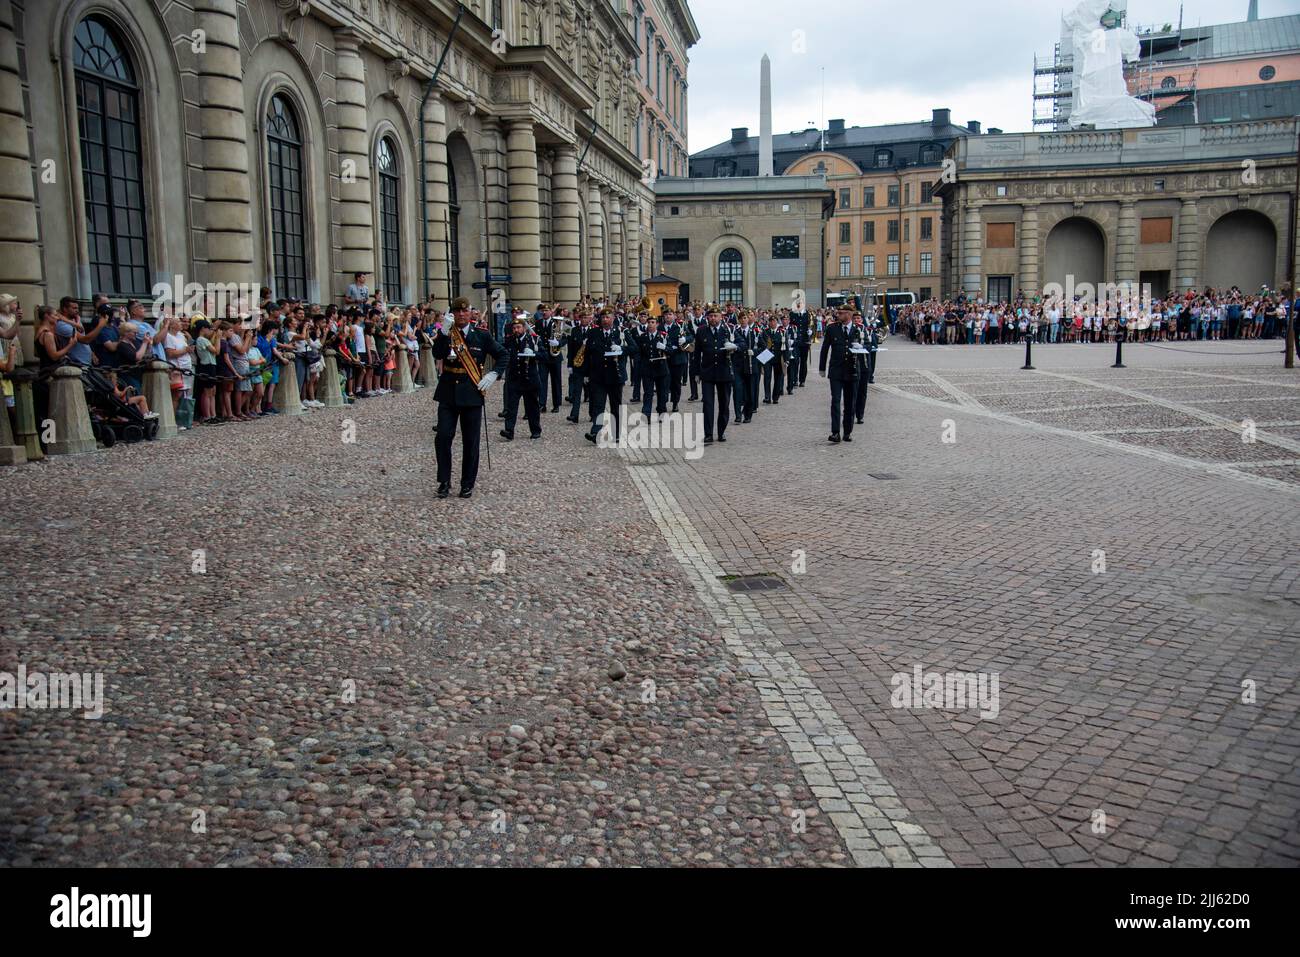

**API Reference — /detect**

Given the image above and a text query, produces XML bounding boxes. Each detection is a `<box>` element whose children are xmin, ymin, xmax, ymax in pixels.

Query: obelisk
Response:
<box><xmin>759</xmin><ymin>54</ymin><xmax>773</xmax><ymax>177</ymax></box>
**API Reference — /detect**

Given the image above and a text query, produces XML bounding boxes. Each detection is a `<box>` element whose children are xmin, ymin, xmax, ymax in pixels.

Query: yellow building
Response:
<box><xmin>785</xmin><ymin>151</ymin><xmax>945</xmax><ymax>301</ymax></box>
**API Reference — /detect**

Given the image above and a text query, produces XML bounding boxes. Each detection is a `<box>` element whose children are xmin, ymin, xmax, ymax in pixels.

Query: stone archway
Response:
<box><xmin>1205</xmin><ymin>209</ymin><xmax>1277</xmax><ymax>292</ymax></box>
<box><xmin>1044</xmin><ymin>216</ymin><xmax>1105</xmax><ymax>298</ymax></box>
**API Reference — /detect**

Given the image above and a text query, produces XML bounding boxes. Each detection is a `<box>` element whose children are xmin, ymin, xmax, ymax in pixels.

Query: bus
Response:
<box><xmin>826</xmin><ymin>290</ymin><xmax>916</xmax><ymax>313</ymax></box>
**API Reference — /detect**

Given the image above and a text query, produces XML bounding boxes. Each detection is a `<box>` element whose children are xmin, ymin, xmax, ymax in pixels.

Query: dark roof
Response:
<box><xmin>1141</xmin><ymin>14</ymin><xmax>1300</xmax><ymax>64</ymax></box>
<box><xmin>690</xmin><ymin>119</ymin><xmax>975</xmax><ymax>177</ymax></box>
<box><xmin>1157</xmin><ymin>80</ymin><xmax>1300</xmax><ymax>126</ymax></box>
<box><xmin>643</xmin><ymin>274</ymin><xmax>683</xmax><ymax>285</ymax></box>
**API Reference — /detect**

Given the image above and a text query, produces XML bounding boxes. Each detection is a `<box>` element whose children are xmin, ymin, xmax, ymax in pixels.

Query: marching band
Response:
<box><xmin>428</xmin><ymin>295</ymin><xmax>885</xmax><ymax>493</ymax></box>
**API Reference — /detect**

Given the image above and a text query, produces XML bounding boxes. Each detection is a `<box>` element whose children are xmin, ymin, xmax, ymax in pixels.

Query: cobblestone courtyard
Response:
<box><xmin>2</xmin><ymin>340</ymin><xmax>1297</xmax><ymax>867</ymax></box>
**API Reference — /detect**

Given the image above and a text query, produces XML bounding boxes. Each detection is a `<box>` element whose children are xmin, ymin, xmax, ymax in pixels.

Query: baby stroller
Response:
<box><xmin>81</xmin><ymin>365</ymin><xmax>159</xmax><ymax>445</ymax></box>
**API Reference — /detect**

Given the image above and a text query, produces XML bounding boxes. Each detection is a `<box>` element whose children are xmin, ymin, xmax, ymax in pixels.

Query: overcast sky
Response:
<box><xmin>685</xmin><ymin>0</ymin><xmax>1300</xmax><ymax>153</ymax></box>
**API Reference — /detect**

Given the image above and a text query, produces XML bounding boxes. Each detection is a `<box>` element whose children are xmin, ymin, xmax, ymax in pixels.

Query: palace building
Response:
<box><xmin>1</xmin><ymin>0</ymin><xmax>699</xmax><ymax>319</ymax></box>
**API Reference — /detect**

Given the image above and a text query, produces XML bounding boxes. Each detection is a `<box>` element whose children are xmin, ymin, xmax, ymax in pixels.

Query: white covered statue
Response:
<box><xmin>1065</xmin><ymin>0</ymin><xmax>1156</xmax><ymax>129</ymax></box>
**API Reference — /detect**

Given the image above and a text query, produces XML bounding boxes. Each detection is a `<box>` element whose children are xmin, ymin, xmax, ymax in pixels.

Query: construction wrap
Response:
<box><xmin>1065</xmin><ymin>0</ymin><xmax>1156</xmax><ymax>129</ymax></box>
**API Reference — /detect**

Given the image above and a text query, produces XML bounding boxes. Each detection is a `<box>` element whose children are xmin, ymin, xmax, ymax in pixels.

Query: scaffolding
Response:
<box><xmin>1033</xmin><ymin>45</ymin><xmax>1074</xmax><ymax>129</ymax></box>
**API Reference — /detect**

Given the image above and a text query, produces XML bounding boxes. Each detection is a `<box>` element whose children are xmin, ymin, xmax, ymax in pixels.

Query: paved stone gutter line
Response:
<box><xmin>1172</xmin><ymin>369</ymin><xmax>1300</xmax><ymax>389</ymax></box>
<box><xmin>875</xmin><ymin>385</ymin><xmax>1300</xmax><ymax>498</ymax></box>
<box><xmin>625</xmin><ymin>463</ymin><xmax>953</xmax><ymax>868</ymax></box>
<box><xmin>917</xmin><ymin>370</ymin><xmax>985</xmax><ymax>410</ymax></box>
<box><xmin>1032</xmin><ymin>369</ymin><xmax>1300</xmax><ymax>456</ymax></box>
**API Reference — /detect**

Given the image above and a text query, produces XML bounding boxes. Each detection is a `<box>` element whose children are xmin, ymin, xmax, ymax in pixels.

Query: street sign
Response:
<box><xmin>473</xmin><ymin>260</ymin><xmax>489</xmax><ymax>270</ymax></box>
<box><xmin>488</xmin><ymin>274</ymin><xmax>512</xmax><ymax>283</ymax></box>
<box><xmin>471</xmin><ymin>281</ymin><xmax>488</xmax><ymax>289</ymax></box>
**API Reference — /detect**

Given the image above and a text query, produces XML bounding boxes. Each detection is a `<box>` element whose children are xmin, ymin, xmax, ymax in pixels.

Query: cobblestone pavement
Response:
<box><xmin>2</xmin><ymin>338</ymin><xmax>1298</xmax><ymax>867</ymax></box>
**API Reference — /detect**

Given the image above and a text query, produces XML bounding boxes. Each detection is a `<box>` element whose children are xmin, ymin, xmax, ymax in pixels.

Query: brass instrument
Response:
<box><xmin>548</xmin><ymin>317</ymin><xmax>569</xmax><ymax>357</ymax></box>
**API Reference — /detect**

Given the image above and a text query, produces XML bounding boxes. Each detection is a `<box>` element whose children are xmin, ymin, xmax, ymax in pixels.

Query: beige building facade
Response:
<box><xmin>2</xmin><ymin>0</ymin><xmax>698</xmax><ymax>345</ymax></box>
<box><xmin>653</xmin><ymin>176</ymin><xmax>833</xmax><ymax>308</ymax></box>
<box><xmin>934</xmin><ymin>121</ymin><xmax>1300</xmax><ymax>303</ymax></box>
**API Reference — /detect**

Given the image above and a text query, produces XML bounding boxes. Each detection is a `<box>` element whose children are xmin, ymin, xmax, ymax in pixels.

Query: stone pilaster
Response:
<box><xmin>482</xmin><ymin>119</ymin><xmax>508</xmax><ymax>281</ymax></box>
<box><xmin>961</xmin><ymin>203</ymin><xmax>982</xmax><ymax>297</ymax></box>
<box><xmin>624</xmin><ymin>200</ymin><xmax>641</xmax><ymax>296</ymax></box>
<box><xmin>274</xmin><ymin>351</ymin><xmax>303</xmax><ymax>414</ymax></box>
<box><xmin>551</xmin><ymin>145</ymin><xmax>581</xmax><ymax>305</ymax></box>
<box><xmin>0</xmin><ymin>0</ymin><xmax>44</xmax><ymax>364</ymax></box>
<box><xmin>195</xmin><ymin>0</ymin><xmax>253</xmax><ymax>287</ymax></box>
<box><xmin>1115</xmin><ymin>200</ymin><xmax>1138</xmax><ymax>287</ymax></box>
<box><xmin>1018</xmin><ymin>206</ymin><xmax>1040</xmax><ymax>297</ymax></box>
<box><xmin>334</xmin><ymin>31</ymin><xmax>373</xmax><ymax>297</ymax></box>
<box><xmin>537</xmin><ymin>152</ymin><xmax>552</xmax><ymax>300</ymax></box>
<box><xmin>1176</xmin><ymin>198</ymin><xmax>1199</xmax><ymax>293</ymax></box>
<box><xmin>608</xmin><ymin>194</ymin><xmax>624</xmax><ymax>298</ymax></box>
<box><xmin>587</xmin><ymin>181</ymin><xmax>606</xmax><ymax>299</ymax></box>
<box><xmin>422</xmin><ymin>92</ymin><xmax>451</xmax><ymax>307</ymax></box>
<box><xmin>506</xmin><ymin>119</ymin><xmax>541</xmax><ymax>307</ymax></box>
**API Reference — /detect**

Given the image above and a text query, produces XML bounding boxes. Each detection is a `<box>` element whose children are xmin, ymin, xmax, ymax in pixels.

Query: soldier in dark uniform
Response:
<box><xmin>818</xmin><ymin>305</ymin><xmax>863</xmax><ymax>443</ymax></box>
<box><xmin>851</xmin><ymin>312</ymin><xmax>870</xmax><ymax>424</ymax></box>
<box><xmin>732</xmin><ymin>311</ymin><xmax>757</xmax><ymax>423</ymax></box>
<box><xmin>633</xmin><ymin>314</ymin><xmax>672</xmax><ymax>416</ymax></box>
<box><xmin>432</xmin><ymin>296</ymin><xmax>505</xmax><ymax>497</ymax></box>
<box><xmin>688</xmin><ymin>312</ymin><xmax>704</xmax><ymax>401</ymax></box>
<box><xmin>792</xmin><ymin>308</ymin><xmax>812</xmax><ymax>387</ymax></box>
<box><xmin>855</xmin><ymin>313</ymin><xmax>882</xmax><ymax>423</ymax></box>
<box><xmin>782</xmin><ymin>314</ymin><xmax>801</xmax><ymax>396</ymax></box>
<box><xmin>758</xmin><ymin>314</ymin><xmax>785</xmax><ymax>405</ymax></box>
<box><xmin>583</xmin><ymin>309</ymin><xmax>627</xmax><ymax>444</ymax></box>
<box><xmin>565</xmin><ymin>309</ymin><xmax>589</xmax><ymax>423</ymax></box>
<box><xmin>664</xmin><ymin>310</ymin><xmax>692</xmax><ymax>411</ymax></box>
<box><xmin>627</xmin><ymin>312</ymin><xmax>644</xmax><ymax>403</ymax></box>
<box><xmin>500</xmin><ymin>315</ymin><xmax>543</xmax><ymax>441</ymax></box>
<box><xmin>535</xmin><ymin>304</ymin><xmax>565</xmax><ymax>413</ymax></box>
<box><xmin>697</xmin><ymin>306</ymin><xmax>737</xmax><ymax>444</ymax></box>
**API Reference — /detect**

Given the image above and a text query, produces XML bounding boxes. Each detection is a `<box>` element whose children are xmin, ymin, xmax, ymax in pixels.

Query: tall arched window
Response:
<box><xmin>447</xmin><ymin>163</ymin><xmax>461</xmax><ymax>299</ymax></box>
<box><xmin>376</xmin><ymin>136</ymin><xmax>401</xmax><ymax>302</ymax></box>
<box><xmin>266</xmin><ymin>94</ymin><xmax>306</xmax><ymax>300</ymax></box>
<box><xmin>718</xmin><ymin>248</ymin><xmax>743</xmax><ymax>304</ymax></box>
<box><xmin>74</xmin><ymin>15</ymin><xmax>149</xmax><ymax>296</ymax></box>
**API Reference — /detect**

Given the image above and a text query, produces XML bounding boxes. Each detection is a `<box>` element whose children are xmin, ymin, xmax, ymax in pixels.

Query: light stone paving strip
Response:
<box><xmin>1032</xmin><ymin>370</ymin><xmax>1300</xmax><ymax>456</ymax></box>
<box><xmin>624</xmin><ymin>463</ymin><xmax>952</xmax><ymax>868</ymax></box>
<box><xmin>916</xmin><ymin>371</ymin><xmax>985</xmax><ymax>410</ymax></box>
<box><xmin>876</xmin><ymin>384</ymin><xmax>1300</xmax><ymax>497</ymax></box>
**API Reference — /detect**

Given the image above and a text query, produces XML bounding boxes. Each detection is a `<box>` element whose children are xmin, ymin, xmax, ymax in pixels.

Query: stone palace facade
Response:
<box><xmin>1</xmin><ymin>0</ymin><xmax>698</xmax><ymax>317</ymax></box>
<box><xmin>933</xmin><ymin>121</ymin><xmax>1300</xmax><ymax>302</ymax></box>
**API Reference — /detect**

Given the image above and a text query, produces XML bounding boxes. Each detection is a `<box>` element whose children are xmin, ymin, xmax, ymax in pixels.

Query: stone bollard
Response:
<box><xmin>393</xmin><ymin>344</ymin><xmax>414</xmax><ymax>394</ymax></box>
<box><xmin>418</xmin><ymin>340</ymin><xmax>436</xmax><ymax>387</ymax></box>
<box><xmin>320</xmin><ymin>349</ymin><xmax>346</xmax><ymax>408</ymax></box>
<box><xmin>45</xmin><ymin>365</ymin><xmax>97</xmax><ymax>455</ymax></box>
<box><xmin>143</xmin><ymin>361</ymin><xmax>178</xmax><ymax>439</ymax></box>
<box><xmin>274</xmin><ymin>354</ymin><xmax>304</xmax><ymax>415</ymax></box>
<box><xmin>11</xmin><ymin>370</ymin><xmax>43</xmax><ymax>461</ymax></box>
<box><xmin>0</xmin><ymin>382</ymin><xmax>24</xmax><ymax>465</ymax></box>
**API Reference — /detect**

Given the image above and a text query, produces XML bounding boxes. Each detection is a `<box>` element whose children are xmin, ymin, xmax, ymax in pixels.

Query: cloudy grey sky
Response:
<box><xmin>685</xmin><ymin>0</ymin><xmax>1300</xmax><ymax>153</ymax></box>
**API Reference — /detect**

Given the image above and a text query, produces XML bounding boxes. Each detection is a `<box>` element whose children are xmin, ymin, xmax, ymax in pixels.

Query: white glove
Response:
<box><xmin>441</xmin><ymin>316</ymin><xmax>453</xmax><ymax>335</ymax></box>
<box><xmin>549</xmin><ymin>338</ymin><xmax>560</xmax><ymax>348</ymax></box>
<box><xmin>476</xmin><ymin>370</ymin><xmax>499</xmax><ymax>393</ymax></box>
<box><xmin>655</xmin><ymin>341</ymin><xmax>665</xmax><ymax>350</ymax></box>
<box><xmin>611</xmin><ymin>344</ymin><xmax>622</xmax><ymax>355</ymax></box>
<box><xmin>723</xmin><ymin>341</ymin><xmax>738</xmax><ymax>352</ymax></box>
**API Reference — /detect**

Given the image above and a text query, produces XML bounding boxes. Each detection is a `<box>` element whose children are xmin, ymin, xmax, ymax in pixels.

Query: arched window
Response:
<box><xmin>447</xmin><ymin>163</ymin><xmax>461</xmax><ymax>299</ymax></box>
<box><xmin>1160</xmin><ymin>75</ymin><xmax>1177</xmax><ymax>89</ymax></box>
<box><xmin>74</xmin><ymin>15</ymin><xmax>149</xmax><ymax>296</ymax></box>
<box><xmin>718</xmin><ymin>248</ymin><xmax>743</xmax><ymax>304</ymax></box>
<box><xmin>266</xmin><ymin>94</ymin><xmax>306</xmax><ymax>300</ymax></box>
<box><xmin>376</xmin><ymin>136</ymin><xmax>401</xmax><ymax>302</ymax></box>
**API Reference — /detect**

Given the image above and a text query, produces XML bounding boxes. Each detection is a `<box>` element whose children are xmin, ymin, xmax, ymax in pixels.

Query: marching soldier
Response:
<box><xmin>536</xmin><ymin>304</ymin><xmax>565</xmax><ymax>413</ymax></box>
<box><xmin>818</xmin><ymin>304</ymin><xmax>863</xmax><ymax>444</ymax></box>
<box><xmin>500</xmin><ymin>314</ymin><xmax>543</xmax><ymax>441</ymax></box>
<box><xmin>583</xmin><ymin>309</ymin><xmax>627</xmax><ymax>444</ymax></box>
<box><xmin>851</xmin><ymin>311</ymin><xmax>870</xmax><ymax>424</ymax></box>
<box><xmin>635</xmin><ymin>314</ymin><xmax>671</xmax><ymax>416</ymax></box>
<box><xmin>759</xmin><ymin>313</ymin><xmax>785</xmax><ymax>405</ymax></box>
<box><xmin>791</xmin><ymin>307</ymin><xmax>812</xmax><ymax>388</ymax></box>
<box><xmin>664</xmin><ymin>310</ymin><xmax>693</xmax><ymax>411</ymax></box>
<box><xmin>688</xmin><ymin>310</ymin><xmax>705</xmax><ymax>401</ymax></box>
<box><xmin>782</xmin><ymin>313</ymin><xmax>801</xmax><ymax>396</ymax></box>
<box><xmin>698</xmin><ymin>306</ymin><xmax>737</xmax><ymax>444</ymax></box>
<box><xmin>565</xmin><ymin>309</ymin><xmax>589</xmax><ymax>423</ymax></box>
<box><xmin>732</xmin><ymin>310</ymin><xmax>757</xmax><ymax>423</ymax></box>
<box><xmin>431</xmin><ymin>296</ymin><xmax>505</xmax><ymax>498</ymax></box>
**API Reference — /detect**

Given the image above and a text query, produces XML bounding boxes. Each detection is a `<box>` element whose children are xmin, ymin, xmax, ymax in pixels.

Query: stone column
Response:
<box><xmin>551</xmin><ymin>145</ymin><xmax>582</xmax><ymax>305</ymax></box>
<box><xmin>625</xmin><ymin>200</ymin><xmax>641</xmax><ymax>296</ymax></box>
<box><xmin>1115</xmin><ymin>200</ymin><xmax>1138</xmax><ymax>288</ymax></box>
<box><xmin>961</xmin><ymin>203</ymin><xmax>982</xmax><ymax>298</ymax></box>
<box><xmin>45</xmin><ymin>367</ymin><xmax>96</xmax><ymax>455</ymax></box>
<box><xmin>274</xmin><ymin>353</ymin><xmax>303</xmax><ymax>414</ymax></box>
<box><xmin>422</xmin><ymin>92</ymin><xmax>451</xmax><ymax>307</ymax></box>
<box><xmin>538</xmin><ymin>152</ymin><xmax>553</xmax><ymax>300</ymax></box>
<box><xmin>392</xmin><ymin>344</ymin><xmax>414</xmax><ymax>393</ymax></box>
<box><xmin>195</xmin><ymin>0</ymin><xmax>253</xmax><ymax>288</ymax></box>
<box><xmin>1176</xmin><ymin>198</ymin><xmax>1199</xmax><ymax>293</ymax></box>
<box><xmin>0</xmin><ymin>373</ymin><xmax>23</xmax><ymax>464</ymax></box>
<box><xmin>143</xmin><ymin>361</ymin><xmax>178</xmax><ymax>439</ymax></box>
<box><xmin>0</xmin><ymin>0</ymin><xmax>44</xmax><ymax>365</ymax></box>
<box><xmin>319</xmin><ymin>350</ymin><xmax>346</xmax><ymax>407</ymax></box>
<box><xmin>481</xmin><ymin>119</ymin><xmax>509</xmax><ymax>284</ymax></box>
<box><xmin>506</xmin><ymin>119</ymin><xmax>542</xmax><ymax>307</ymax></box>
<box><xmin>608</xmin><ymin>195</ymin><xmax>624</xmax><ymax>298</ymax></box>
<box><xmin>587</xmin><ymin>181</ymin><xmax>606</xmax><ymax>299</ymax></box>
<box><xmin>334</xmin><ymin>31</ymin><xmax>373</xmax><ymax>298</ymax></box>
<box><xmin>418</xmin><ymin>339</ymin><xmax>436</xmax><ymax>387</ymax></box>
<box><xmin>1018</xmin><ymin>206</ymin><xmax>1040</xmax><ymax>297</ymax></box>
